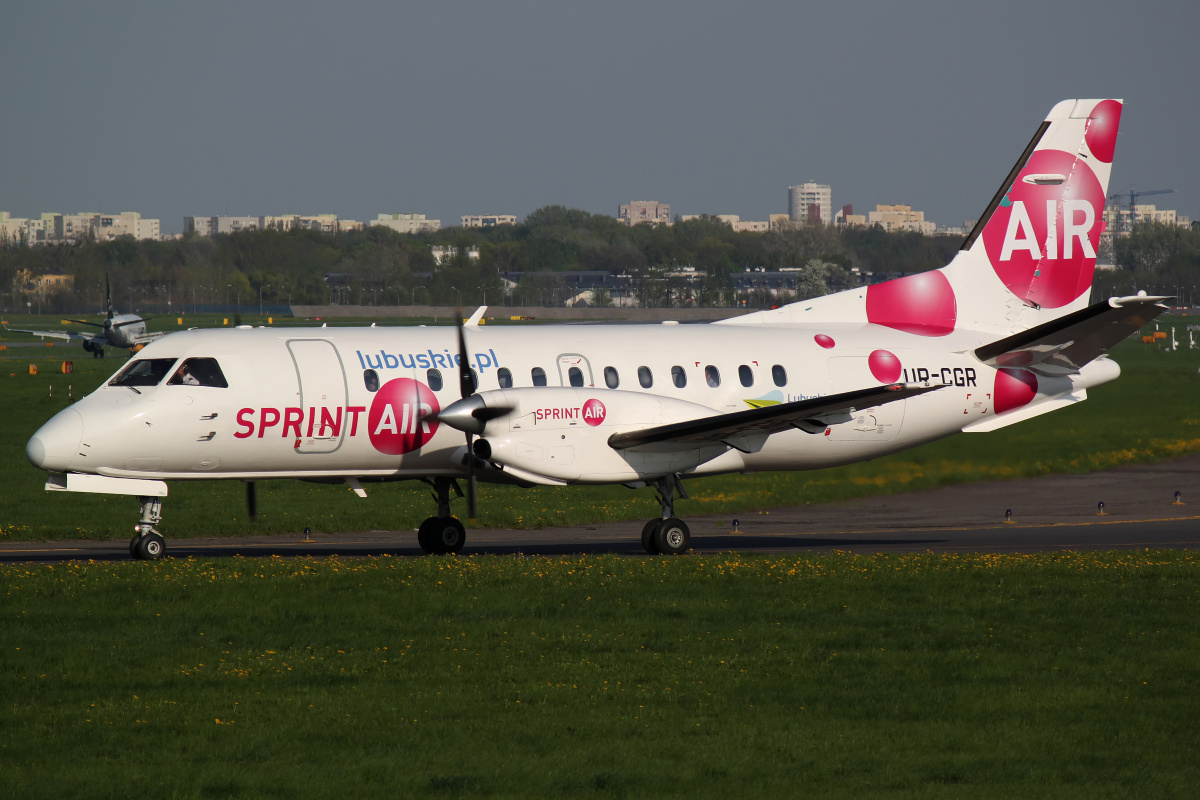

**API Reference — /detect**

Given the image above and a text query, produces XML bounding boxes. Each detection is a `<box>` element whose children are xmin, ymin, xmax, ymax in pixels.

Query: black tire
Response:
<box><xmin>136</xmin><ymin>532</ymin><xmax>165</xmax><ymax>560</ymax></box>
<box><xmin>129</xmin><ymin>535</ymin><xmax>142</xmax><ymax>559</ymax></box>
<box><xmin>653</xmin><ymin>518</ymin><xmax>691</xmax><ymax>555</ymax></box>
<box><xmin>435</xmin><ymin>517</ymin><xmax>466</xmax><ymax>555</ymax></box>
<box><xmin>641</xmin><ymin>519</ymin><xmax>662</xmax><ymax>555</ymax></box>
<box><xmin>417</xmin><ymin>517</ymin><xmax>440</xmax><ymax>554</ymax></box>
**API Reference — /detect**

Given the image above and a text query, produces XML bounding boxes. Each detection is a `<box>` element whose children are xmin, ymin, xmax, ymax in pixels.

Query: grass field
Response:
<box><xmin>2</xmin><ymin>313</ymin><xmax>1199</xmax><ymax>542</ymax></box>
<box><xmin>3</xmin><ymin>552</ymin><xmax>1198</xmax><ymax>798</ymax></box>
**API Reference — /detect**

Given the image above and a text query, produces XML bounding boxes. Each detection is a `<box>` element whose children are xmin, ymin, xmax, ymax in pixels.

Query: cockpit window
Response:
<box><xmin>110</xmin><ymin>358</ymin><xmax>179</xmax><ymax>387</ymax></box>
<box><xmin>166</xmin><ymin>358</ymin><xmax>229</xmax><ymax>388</ymax></box>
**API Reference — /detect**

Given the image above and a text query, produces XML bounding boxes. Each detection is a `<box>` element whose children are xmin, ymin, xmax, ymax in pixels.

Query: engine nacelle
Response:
<box><xmin>442</xmin><ymin>388</ymin><xmax>738</xmax><ymax>484</ymax></box>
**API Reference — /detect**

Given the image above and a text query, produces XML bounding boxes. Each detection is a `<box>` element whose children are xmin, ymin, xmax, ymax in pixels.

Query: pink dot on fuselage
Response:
<box><xmin>868</xmin><ymin>350</ymin><xmax>902</xmax><ymax>383</ymax></box>
<box><xmin>814</xmin><ymin>334</ymin><xmax>835</xmax><ymax>349</ymax></box>
<box><xmin>1085</xmin><ymin>99</ymin><xmax>1122</xmax><ymax>164</ymax></box>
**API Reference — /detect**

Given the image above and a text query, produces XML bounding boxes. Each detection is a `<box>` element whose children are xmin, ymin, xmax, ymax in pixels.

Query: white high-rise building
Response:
<box><xmin>788</xmin><ymin>183</ymin><xmax>832</xmax><ymax>225</ymax></box>
<box><xmin>371</xmin><ymin>213</ymin><xmax>441</xmax><ymax>234</ymax></box>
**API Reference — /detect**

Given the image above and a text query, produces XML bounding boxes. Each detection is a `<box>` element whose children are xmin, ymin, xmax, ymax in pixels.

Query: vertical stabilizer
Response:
<box><xmin>946</xmin><ymin>99</ymin><xmax>1122</xmax><ymax>333</ymax></box>
<box><xmin>717</xmin><ymin>100</ymin><xmax>1124</xmax><ymax>337</ymax></box>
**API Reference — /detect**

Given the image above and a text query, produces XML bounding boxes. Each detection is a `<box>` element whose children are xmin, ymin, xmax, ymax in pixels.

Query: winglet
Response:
<box><xmin>466</xmin><ymin>307</ymin><xmax>488</xmax><ymax>326</ymax></box>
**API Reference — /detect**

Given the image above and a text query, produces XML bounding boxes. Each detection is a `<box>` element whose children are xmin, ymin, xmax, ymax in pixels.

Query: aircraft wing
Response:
<box><xmin>974</xmin><ymin>295</ymin><xmax>1170</xmax><ymax>376</ymax></box>
<box><xmin>4</xmin><ymin>326</ymin><xmax>102</xmax><ymax>343</ymax></box>
<box><xmin>607</xmin><ymin>383</ymin><xmax>940</xmax><ymax>451</ymax></box>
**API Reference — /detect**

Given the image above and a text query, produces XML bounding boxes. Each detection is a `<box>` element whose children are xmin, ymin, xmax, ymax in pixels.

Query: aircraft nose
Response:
<box><xmin>26</xmin><ymin>408</ymin><xmax>84</xmax><ymax>472</ymax></box>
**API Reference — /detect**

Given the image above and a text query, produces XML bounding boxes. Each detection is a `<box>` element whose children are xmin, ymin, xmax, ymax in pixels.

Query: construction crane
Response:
<box><xmin>1107</xmin><ymin>186</ymin><xmax>1174</xmax><ymax>236</ymax></box>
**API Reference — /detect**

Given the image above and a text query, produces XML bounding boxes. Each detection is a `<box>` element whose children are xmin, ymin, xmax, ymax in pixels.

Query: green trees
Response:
<box><xmin>8</xmin><ymin>209</ymin><xmax>1190</xmax><ymax>313</ymax></box>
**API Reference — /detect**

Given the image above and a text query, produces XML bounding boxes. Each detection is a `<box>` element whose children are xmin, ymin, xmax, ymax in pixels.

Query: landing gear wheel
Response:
<box><xmin>135</xmin><ymin>532</ymin><xmax>165</xmax><ymax>560</ymax></box>
<box><xmin>653</xmin><ymin>518</ymin><xmax>691</xmax><ymax>555</ymax></box>
<box><xmin>129</xmin><ymin>534</ymin><xmax>142</xmax><ymax>559</ymax></box>
<box><xmin>641</xmin><ymin>519</ymin><xmax>662</xmax><ymax>555</ymax></box>
<box><xmin>417</xmin><ymin>517</ymin><xmax>466</xmax><ymax>554</ymax></box>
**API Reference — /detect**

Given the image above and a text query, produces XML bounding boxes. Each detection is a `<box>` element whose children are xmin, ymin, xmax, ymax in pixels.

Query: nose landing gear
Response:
<box><xmin>129</xmin><ymin>496</ymin><xmax>166</xmax><ymax>560</ymax></box>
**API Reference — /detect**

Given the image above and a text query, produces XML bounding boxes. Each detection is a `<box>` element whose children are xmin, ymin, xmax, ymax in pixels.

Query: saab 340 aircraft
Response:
<box><xmin>7</xmin><ymin>275</ymin><xmax>163</xmax><ymax>357</ymax></box>
<box><xmin>26</xmin><ymin>99</ymin><xmax>1167</xmax><ymax>559</ymax></box>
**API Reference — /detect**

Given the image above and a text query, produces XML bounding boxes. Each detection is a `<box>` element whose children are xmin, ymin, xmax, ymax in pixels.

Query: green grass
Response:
<box><xmin>3</xmin><ymin>552</ymin><xmax>1198</xmax><ymax>798</ymax></box>
<box><xmin>3</xmin><ymin>317</ymin><xmax>1199</xmax><ymax>541</ymax></box>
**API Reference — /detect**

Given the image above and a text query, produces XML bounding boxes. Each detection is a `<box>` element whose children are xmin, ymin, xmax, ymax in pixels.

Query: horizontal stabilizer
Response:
<box><xmin>607</xmin><ymin>383</ymin><xmax>940</xmax><ymax>451</ymax></box>
<box><xmin>974</xmin><ymin>295</ymin><xmax>1170</xmax><ymax>376</ymax></box>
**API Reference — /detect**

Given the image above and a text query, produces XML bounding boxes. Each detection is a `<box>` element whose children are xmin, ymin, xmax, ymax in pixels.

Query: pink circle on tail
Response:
<box><xmin>865</xmin><ymin>270</ymin><xmax>956</xmax><ymax>337</ymax></box>
<box><xmin>994</xmin><ymin>369</ymin><xmax>1038</xmax><ymax>414</ymax></box>
<box><xmin>868</xmin><ymin>350</ymin><xmax>902</xmax><ymax>383</ymax></box>
<box><xmin>1084</xmin><ymin>100</ymin><xmax>1122</xmax><ymax>164</ymax></box>
<box><xmin>981</xmin><ymin>149</ymin><xmax>1105</xmax><ymax>310</ymax></box>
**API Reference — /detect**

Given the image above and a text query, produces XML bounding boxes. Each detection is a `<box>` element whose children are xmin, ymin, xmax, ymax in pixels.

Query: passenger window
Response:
<box><xmin>568</xmin><ymin>366</ymin><xmax>585</xmax><ymax>387</ymax></box>
<box><xmin>363</xmin><ymin>369</ymin><xmax>380</xmax><ymax>392</ymax></box>
<box><xmin>772</xmin><ymin>364</ymin><xmax>787</xmax><ymax>387</ymax></box>
<box><xmin>427</xmin><ymin>368</ymin><xmax>443</xmax><ymax>391</ymax></box>
<box><xmin>636</xmin><ymin>366</ymin><xmax>652</xmax><ymax>388</ymax></box>
<box><xmin>497</xmin><ymin>367</ymin><xmax>513</xmax><ymax>389</ymax></box>
<box><xmin>739</xmin><ymin>365</ymin><xmax>754</xmax><ymax>387</ymax></box>
<box><xmin>604</xmin><ymin>366</ymin><xmax>619</xmax><ymax>389</ymax></box>
<box><xmin>671</xmin><ymin>365</ymin><xmax>687</xmax><ymax>388</ymax></box>
<box><xmin>164</xmin><ymin>358</ymin><xmax>228</xmax><ymax>388</ymax></box>
<box><xmin>705</xmin><ymin>365</ymin><xmax>720</xmax><ymax>388</ymax></box>
<box><xmin>532</xmin><ymin>367</ymin><xmax>547</xmax><ymax>387</ymax></box>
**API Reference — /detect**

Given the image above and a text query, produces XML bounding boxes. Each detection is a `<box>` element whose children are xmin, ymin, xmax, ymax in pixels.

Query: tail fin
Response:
<box><xmin>718</xmin><ymin>99</ymin><xmax>1123</xmax><ymax>336</ymax></box>
<box><xmin>945</xmin><ymin>99</ymin><xmax>1122</xmax><ymax>333</ymax></box>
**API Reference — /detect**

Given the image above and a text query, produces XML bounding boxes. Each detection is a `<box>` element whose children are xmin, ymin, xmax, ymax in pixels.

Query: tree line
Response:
<box><xmin>3</xmin><ymin>206</ymin><xmax>1196</xmax><ymax>314</ymax></box>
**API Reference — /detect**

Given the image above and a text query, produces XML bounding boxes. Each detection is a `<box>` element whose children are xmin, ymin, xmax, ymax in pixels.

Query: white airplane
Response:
<box><xmin>6</xmin><ymin>275</ymin><xmax>163</xmax><ymax>358</ymax></box>
<box><xmin>26</xmin><ymin>99</ymin><xmax>1167</xmax><ymax>559</ymax></box>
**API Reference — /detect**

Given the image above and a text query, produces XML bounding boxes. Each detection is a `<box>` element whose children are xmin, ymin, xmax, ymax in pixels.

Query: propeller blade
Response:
<box><xmin>246</xmin><ymin>481</ymin><xmax>257</xmax><ymax>521</ymax></box>
<box><xmin>456</xmin><ymin>312</ymin><xmax>478</xmax><ymax>521</ymax></box>
<box><xmin>455</xmin><ymin>309</ymin><xmax>474</xmax><ymax>399</ymax></box>
<box><xmin>466</xmin><ymin>434</ymin><xmax>477</xmax><ymax>520</ymax></box>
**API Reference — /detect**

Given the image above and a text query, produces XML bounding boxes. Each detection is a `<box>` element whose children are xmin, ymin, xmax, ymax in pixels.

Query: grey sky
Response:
<box><xmin>2</xmin><ymin>1</ymin><xmax>1196</xmax><ymax>234</ymax></box>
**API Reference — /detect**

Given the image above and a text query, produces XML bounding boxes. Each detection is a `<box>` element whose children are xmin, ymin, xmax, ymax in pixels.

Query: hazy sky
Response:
<box><xmin>2</xmin><ymin>1</ymin><xmax>1196</xmax><ymax>234</ymax></box>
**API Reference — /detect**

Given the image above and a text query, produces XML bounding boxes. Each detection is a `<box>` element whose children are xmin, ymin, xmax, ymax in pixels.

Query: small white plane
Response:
<box><xmin>26</xmin><ymin>99</ymin><xmax>1167</xmax><ymax>559</ymax></box>
<box><xmin>6</xmin><ymin>275</ymin><xmax>163</xmax><ymax>358</ymax></box>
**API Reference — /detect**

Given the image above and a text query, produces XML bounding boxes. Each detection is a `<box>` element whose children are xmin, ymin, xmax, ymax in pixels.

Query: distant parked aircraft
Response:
<box><xmin>6</xmin><ymin>275</ymin><xmax>163</xmax><ymax>358</ymax></box>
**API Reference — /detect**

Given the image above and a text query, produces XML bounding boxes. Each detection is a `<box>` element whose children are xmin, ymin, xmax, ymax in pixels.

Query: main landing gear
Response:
<box><xmin>129</xmin><ymin>496</ymin><xmax>166</xmax><ymax>560</ymax></box>
<box><xmin>416</xmin><ymin>478</ymin><xmax>468</xmax><ymax>555</ymax></box>
<box><xmin>640</xmin><ymin>475</ymin><xmax>692</xmax><ymax>556</ymax></box>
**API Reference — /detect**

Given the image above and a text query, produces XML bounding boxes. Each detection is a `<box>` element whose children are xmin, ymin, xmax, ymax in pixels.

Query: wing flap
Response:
<box><xmin>607</xmin><ymin>383</ymin><xmax>940</xmax><ymax>451</ymax></box>
<box><xmin>974</xmin><ymin>295</ymin><xmax>1170</xmax><ymax>376</ymax></box>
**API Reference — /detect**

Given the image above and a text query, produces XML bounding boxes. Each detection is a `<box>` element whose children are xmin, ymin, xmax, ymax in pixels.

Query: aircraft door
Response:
<box><xmin>826</xmin><ymin>356</ymin><xmax>905</xmax><ymax>441</ymax></box>
<box><xmin>288</xmin><ymin>339</ymin><xmax>348</xmax><ymax>454</ymax></box>
<box><xmin>556</xmin><ymin>353</ymin><xmax>594</xmax><ymax>387</ymax></box>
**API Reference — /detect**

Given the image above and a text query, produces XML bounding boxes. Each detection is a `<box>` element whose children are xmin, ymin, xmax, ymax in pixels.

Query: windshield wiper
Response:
<box><xmin>125</xmin><ymin>385</ymin><xmax>142</xmax><ymax>394</ymax></box>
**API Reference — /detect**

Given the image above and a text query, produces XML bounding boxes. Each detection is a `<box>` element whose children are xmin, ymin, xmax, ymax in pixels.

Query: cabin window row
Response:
<box><xmin>364</xmin><ymin>363</ymin><xmax>789</xmax><ymax>393</ymax></box>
